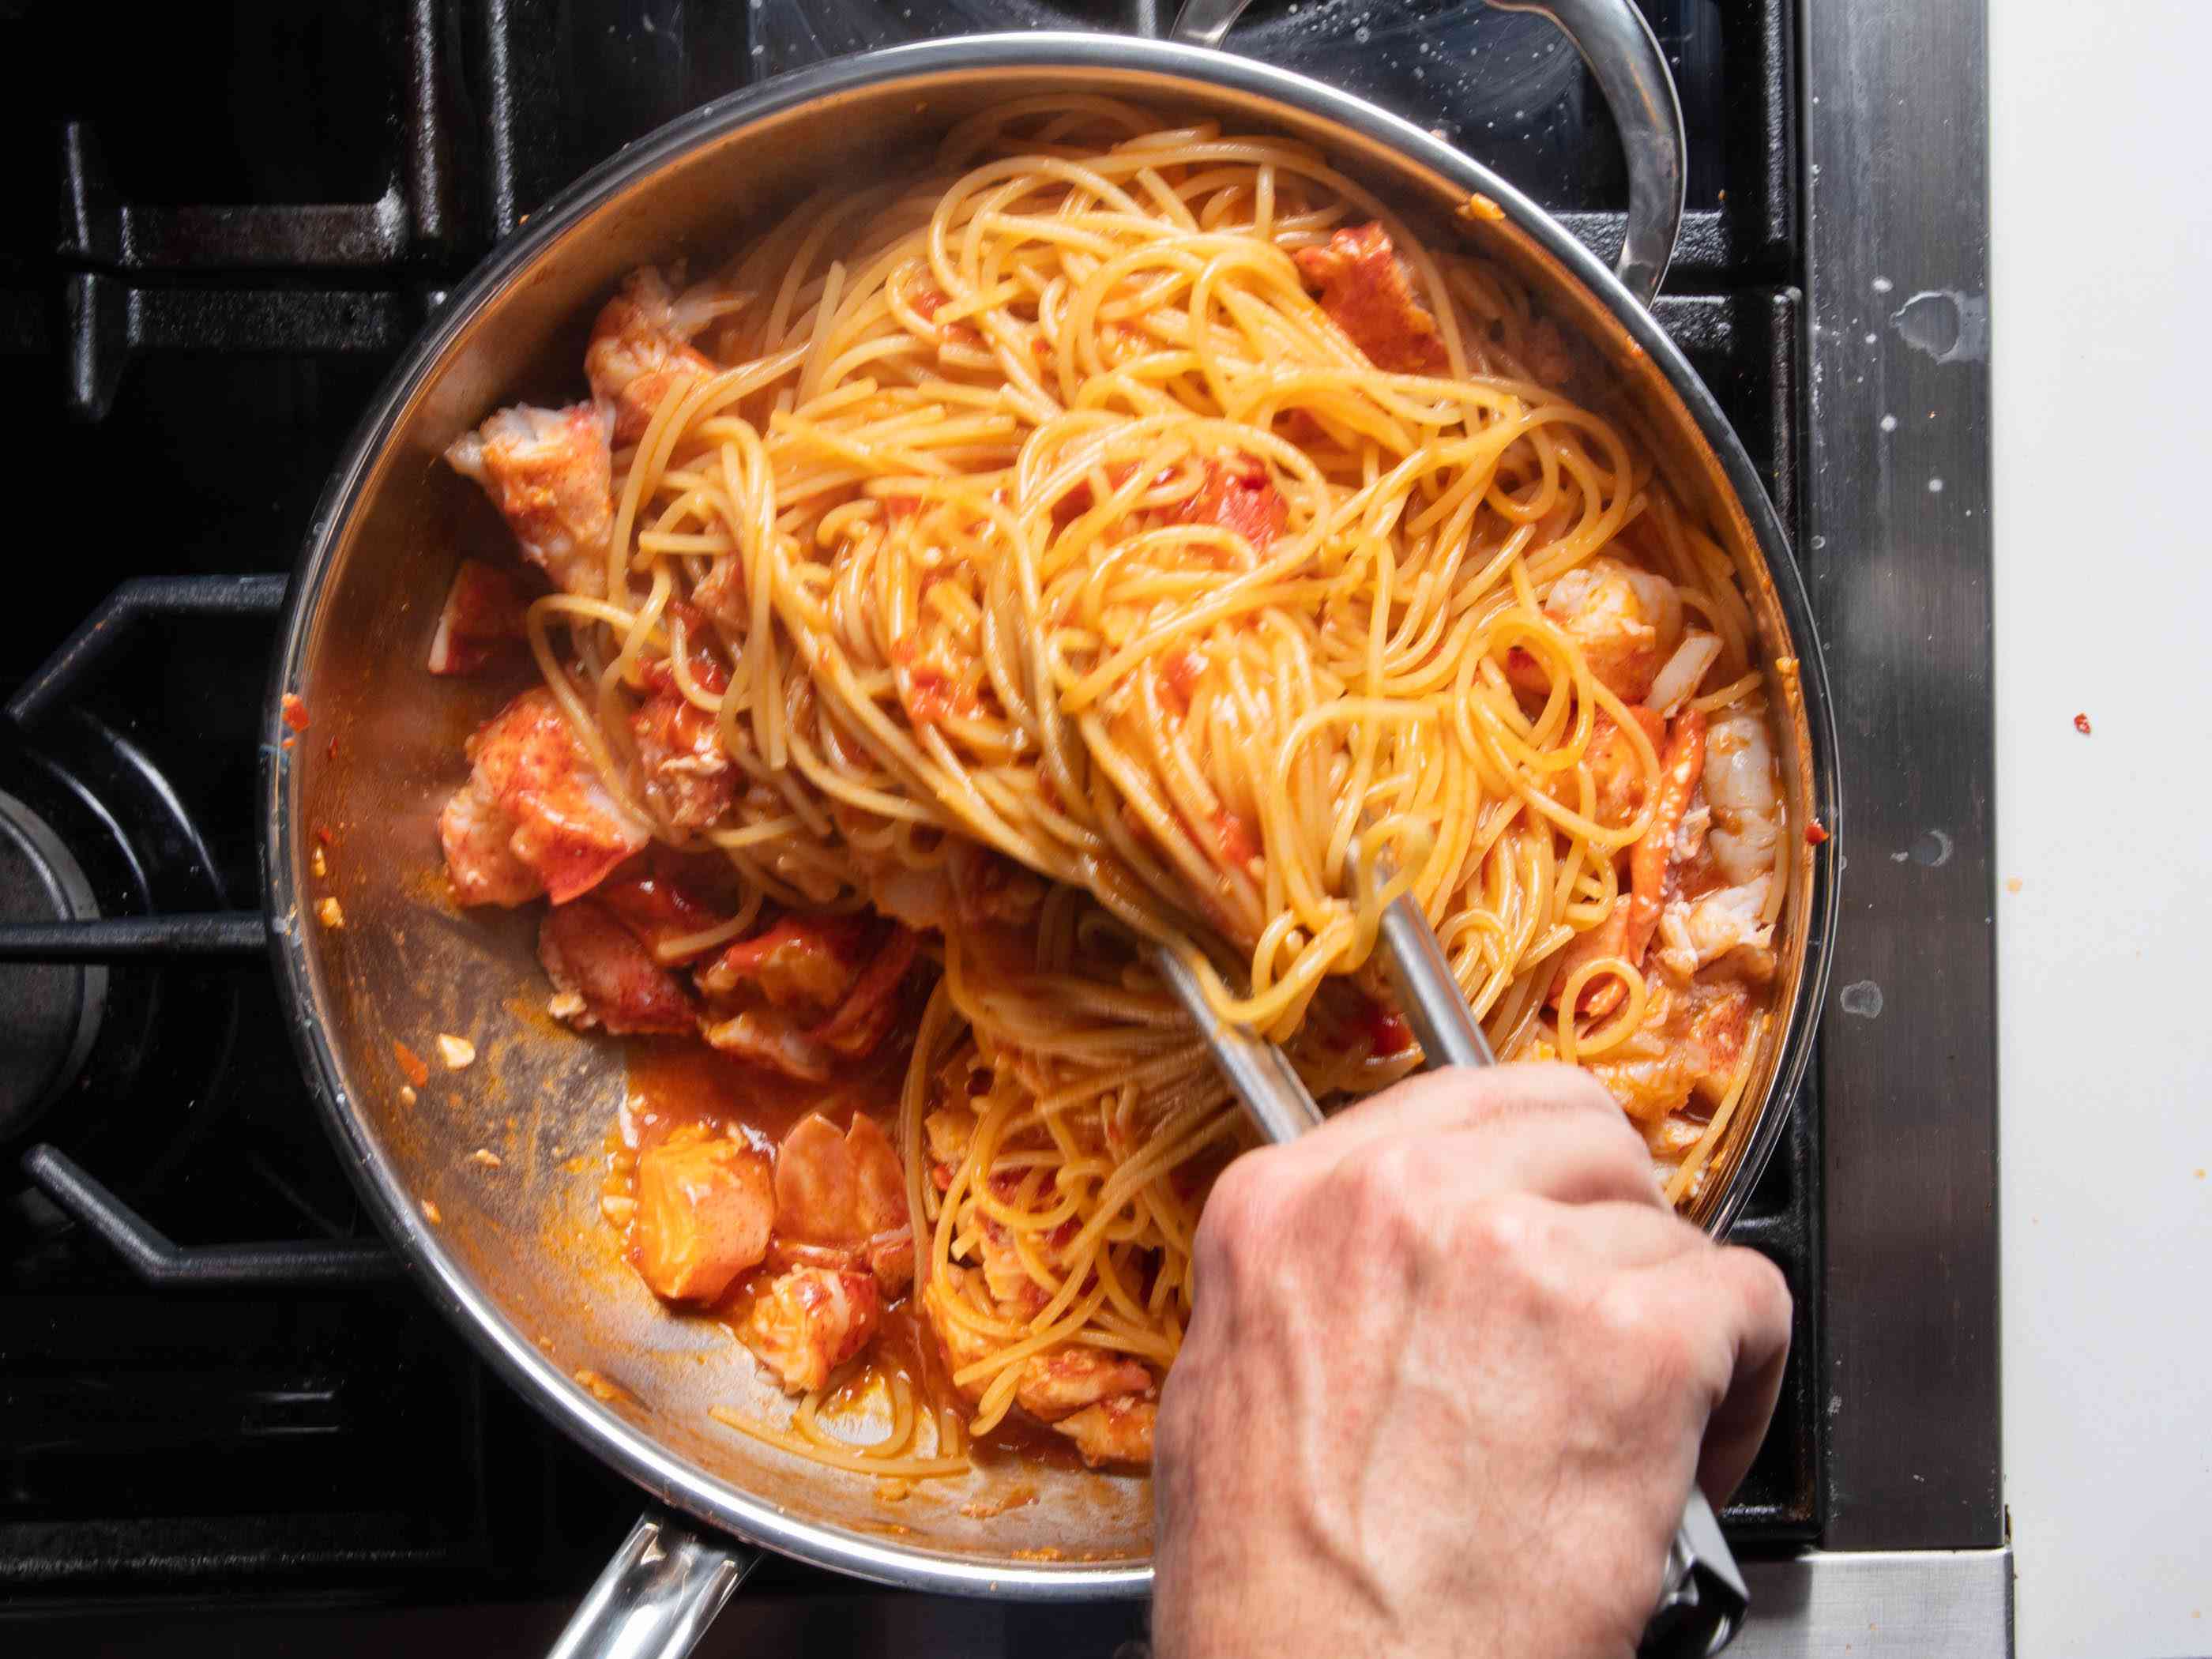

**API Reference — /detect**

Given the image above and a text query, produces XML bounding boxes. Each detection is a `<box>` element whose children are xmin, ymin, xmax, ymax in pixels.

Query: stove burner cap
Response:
<box><xmin>0</xmin><ymin>790</ymin><xmax>107</xmax><ymax>1142</ymax></box>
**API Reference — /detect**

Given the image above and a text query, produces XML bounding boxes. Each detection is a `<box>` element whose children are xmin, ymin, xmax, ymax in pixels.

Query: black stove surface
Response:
<box><xmin>0</xmin><ymin>0</ymin><xmax>1816</xmax><ymax>1636</ymax></box>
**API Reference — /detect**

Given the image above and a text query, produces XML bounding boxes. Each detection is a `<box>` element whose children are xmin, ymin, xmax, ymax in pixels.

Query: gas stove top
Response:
<box><xmin>0</xmin><ymin>2</ymin><xmax>2001</xmax><ymax>1653</ymax></box>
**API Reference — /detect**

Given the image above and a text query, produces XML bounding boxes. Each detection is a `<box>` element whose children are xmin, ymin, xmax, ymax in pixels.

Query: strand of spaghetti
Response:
<box><xmin>1665</xmin><ymin>1014</ymin><xmax>1770</xmax><ymax>1206</ymax></box>
<box><xmin>1691</xmin><ymin>669</ymin><xmax>1766</xmax><ymax>713</ymax></box>
<box><xmin>954</xmin><ymin>1279</ymin><xmax>1109</xmax><ymax>1394</ymax></box>
<box><xmin>650</xmin><ymin>907</ymin><xmax>762</xmax><ymax>966</ymax></box>
<box><xmin>708</xmin><ymin>1406</ymin><xmax>969</xmax><ymax>1479</ymax></box>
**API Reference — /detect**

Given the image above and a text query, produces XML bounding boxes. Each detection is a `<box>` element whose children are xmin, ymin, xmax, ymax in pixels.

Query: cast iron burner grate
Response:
<box><xmin>0</xmin><ymin>0</ymin><xmax>1817</xmax><ymax>1607</ymax></box>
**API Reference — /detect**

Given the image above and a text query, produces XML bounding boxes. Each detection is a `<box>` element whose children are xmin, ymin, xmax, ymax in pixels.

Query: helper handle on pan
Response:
<box><xmin>546</xmin><ymin>1510</ymin><xmax>758</xmax><ymax>1659</ymax></box>
<box><xmin>1165</xmin><ymin>0</ymin><xmax>1687</xmax><ymax>307</ymax></box>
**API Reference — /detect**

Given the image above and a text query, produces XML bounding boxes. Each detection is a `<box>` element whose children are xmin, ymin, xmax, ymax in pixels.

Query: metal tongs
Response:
<box><xmin>1154</xmin><ymin>845</ymin><xmax>1748</xmax><ymax>1658</ymax></box>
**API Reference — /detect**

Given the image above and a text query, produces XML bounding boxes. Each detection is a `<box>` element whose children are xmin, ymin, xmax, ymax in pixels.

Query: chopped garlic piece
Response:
<box><xmin>547</xmin><ymin>990</ymin><xmax>587</xmax><ymax>1021</ymax></box>
<box><xmin>316</xmin><ymin>897</ymin><xmax>344</xmax><ymax>929</ymax></box>
<box><xmin>469</xmin><ymin>1148</ymin><xmax>502</xmax><ymax>1168</ymax></box>
<box><xmin>437</xmin><ymin>1033</ymin><xmax>476</xmax><ymax>1069</ymax></box>
<box><xmin>421</xmin><ymin>1199</ymin><xmax>442</xmax><ymax>1224</ymax></box>
<box><xmin>398</xmin><ymin>1085</ymin><xmax>418</xmax><ymax>1108</ymax></box>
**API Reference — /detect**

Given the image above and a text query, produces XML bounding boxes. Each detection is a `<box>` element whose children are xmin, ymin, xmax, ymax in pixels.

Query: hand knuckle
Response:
<box><xmin>1594</xmin><ymin>1275</ymin><xmax>1698</xmax><ymax>1394</ymax></box>
<box><xmin>1357</xmin><ymin>1136</ymin><xmax>1427</xmax><ymax>1203</ymax></box>
<box><xmin>1521</xmin><ymin>1059</ymin><xmax>1627</xmax><ymax>1120</ymax></box>
<box><xmin>1326</xmin><ymin>1138</ymin><xmax>1420</xmax><ymax>1238</ymax></box>
<box><xmin>1583</xmin><ymin>1106</ymin><xmax>1664</xmax><ymax>1179</ymax></box>
<box><xmin>1592</xmin><ymin>1276</ymin><xmax>1655</xmax><ymax>1349</ymax></box>
<box><xmin>1460</xmin><ymin>1189</ymin><xmax>1544</xmax><ymax>1269</ymax></box>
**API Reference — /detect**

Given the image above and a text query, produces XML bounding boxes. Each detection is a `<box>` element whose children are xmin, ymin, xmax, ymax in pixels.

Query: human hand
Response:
<box><xmin>1152</xmin><ymin>1063</ymin><xmax>1792</xmax><ymax>1659</ymax></box>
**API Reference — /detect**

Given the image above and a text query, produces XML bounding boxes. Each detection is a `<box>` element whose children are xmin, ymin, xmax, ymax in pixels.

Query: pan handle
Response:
<box><xmin>1165</xmin><ymin>0</ymin><xmax>1687</xmax><ymax>307</ymax></box>
<box><xmin>546</xmin><ymin>1510</ymin><xmax>758</xmax><ymax>1659</ymax></box>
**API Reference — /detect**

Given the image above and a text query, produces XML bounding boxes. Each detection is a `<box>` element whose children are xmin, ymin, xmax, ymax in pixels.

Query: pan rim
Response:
<box><xmin>261</xmin><ymin>29</ymin><xmax>1841</xmax><ymax>1599</ymax></box>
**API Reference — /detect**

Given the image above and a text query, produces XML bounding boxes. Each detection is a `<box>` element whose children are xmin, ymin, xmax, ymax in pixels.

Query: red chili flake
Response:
<box><xmin>314</xmin><ymin>824</ymin><xmax>335</xmax><ymax>848</ymax></box>
<box><xmin>1161</xmin><ymin>648</ymin><xmax>1206</xmax><ymax>714</ymax></box>
<box><xmin>2073</xmin><ymin>713</ymin><xmax>2092</xmax><ymax>735</ymax></box>
<box><xmin>280</xmin><ymin>736</ymin><xmax>295</xmax><ymax>752</ymax></box>
<box><xmin>1360</xmin><ymin>1000</ymin><xmax>1415</xmax><ymax>1059</ymax></box>
<box><xmin>393</xmin><ymin>1040</ymin><xmax>431</xmax><ymax>1089</ymax></box>
<box><xmin>1805</xmin><ymin>820</ymin><xmax>1830</xmax><ymax>846</ymax></box>
<box><xmin>1213</xmin><ymin>810</ymin><xmax>1261</xmax><ymax>868</ymax></box>
<box><xmin>280</xmin><ymin>693</ymin><xmax>310</xmax><ymax>732</ymax></box>
<box><xmin>905</xmin><ymin>666</ymin><xmax>957</xmax><ymax>726</ymax></box>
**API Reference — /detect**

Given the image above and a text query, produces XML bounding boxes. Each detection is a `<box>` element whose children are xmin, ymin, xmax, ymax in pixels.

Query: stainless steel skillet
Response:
<box><xmin>261</xmin><ymin>8</ymin><xmax>1841</xmax><ymax>1653</ymax></box>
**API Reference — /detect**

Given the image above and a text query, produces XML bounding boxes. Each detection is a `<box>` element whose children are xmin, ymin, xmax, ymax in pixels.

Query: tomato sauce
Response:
<box><xmin>606</xmin><ymin>1035</ymin><xmax>1087</xmax><ymax>1469</ymax></box>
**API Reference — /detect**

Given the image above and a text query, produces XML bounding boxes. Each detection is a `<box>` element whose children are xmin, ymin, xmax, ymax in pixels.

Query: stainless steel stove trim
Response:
<box><xmin>1733</xmin><ymin>1550</ymin><xmax>2013</xmax><ymax>1657</ymax></box>
<box><xmin>1800</xmin><ymin>0</ymin><xmax>2000</xmax><ymax>1549</ymax></box>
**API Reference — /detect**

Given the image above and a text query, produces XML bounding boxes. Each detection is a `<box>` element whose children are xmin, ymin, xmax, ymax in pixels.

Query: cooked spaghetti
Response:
<box><xmin>429</xmin><ymin>99</ymin><xmax>1796</xmax><ymax>1480</ymax></box>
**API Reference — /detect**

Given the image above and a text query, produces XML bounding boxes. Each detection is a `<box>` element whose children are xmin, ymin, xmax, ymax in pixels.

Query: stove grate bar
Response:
<box><xmin>56</xmin><ymin>2</ymin><xmax>458</xmax><ymax>273</ymax></box>
<box><xmin>0</xmin><ymin>912</ymin><xmax>267</xmax><ymax>962</ymax></box>
<box><xmin>61</xmin><ymin>273</ymin><xmax>423</xmax><ymax>422</ymax></box>
<box><xmin>7</xmin><ymin>573</ymin><xmax>288</xmax><ymax>728</ymax></box>
<box><xmin>21</xmin><ymin>1144</ymin><xmax>401</xmax><ymax>1288</ymax></box>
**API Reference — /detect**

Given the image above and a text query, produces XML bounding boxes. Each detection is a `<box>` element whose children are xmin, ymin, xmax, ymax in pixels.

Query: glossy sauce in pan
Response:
<box><xmin>605</xmin><ymin>1036</ymin><xmax>1088</xmax><ymax>1476</ymax></box>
